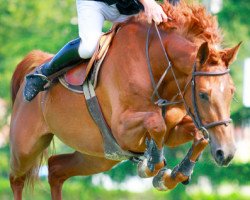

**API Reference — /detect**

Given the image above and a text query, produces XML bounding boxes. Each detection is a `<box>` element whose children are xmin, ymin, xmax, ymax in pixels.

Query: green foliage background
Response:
<box><xmin>0</xmin><ymin>0</ymin><xmax>250</xmax><ymax>199</ymax></box>
<box><xmin>217</xmin><ymin>0</ymin><xmax>250</xmax><ymax>123</ymax></box>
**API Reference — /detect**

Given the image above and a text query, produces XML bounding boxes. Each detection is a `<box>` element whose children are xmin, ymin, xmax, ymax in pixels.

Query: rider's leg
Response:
<box><xmin>23</xmin><ymin>1</ymin><xmax>131</xmax><ymax>102</ymax></box>
<box><xmin>77</xmin><ymin>1</ymin><xmax>105</xmax><ymax>59</ymax></box>
<box><xmin>23</xmin><ymin>0</ymin><xmax>106</xmax><ymax>101</ymax></box>
<box><xmin>77</xmin><ymin>2</ymin><xmax>130</xmax><ymax>57</ymax></box>
<box><xmin>23</xmin><ymin>38</ymin><xmax>82</xmax><ymax>101</ymax></box>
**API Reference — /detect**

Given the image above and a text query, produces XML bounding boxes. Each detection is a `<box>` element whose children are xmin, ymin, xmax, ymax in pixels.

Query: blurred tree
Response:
<box><xmin>217</xmin><ymin>0</ymin><xmax>250</xmax><ymax>124</ymax></box>
<box><xmin>0</xmin><ymin>0</ymin><xmax>78</xmax><ymax>101</ymax></box>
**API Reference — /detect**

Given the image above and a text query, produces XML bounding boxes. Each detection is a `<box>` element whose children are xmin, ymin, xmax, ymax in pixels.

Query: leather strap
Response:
<box><xmin>145</xmin><ymin>138</ymin><xmax>165</xmax><ymax>172</ymax></box>
<box><xmin>83</xmin><ymin>80</ymin><xmax>144</xmax><ymax>161</ymax></box>
<box><xmin>171</xmin><ymin>146</ymin><xmax>195</xmax><ymax>178</ymax></box>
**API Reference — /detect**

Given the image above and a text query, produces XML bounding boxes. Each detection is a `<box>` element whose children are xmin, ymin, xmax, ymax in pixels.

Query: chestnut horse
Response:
<box><xmin>9</xmin><ymin>2</ymin><xmax>240</xmax><ymax>199</ymax></box>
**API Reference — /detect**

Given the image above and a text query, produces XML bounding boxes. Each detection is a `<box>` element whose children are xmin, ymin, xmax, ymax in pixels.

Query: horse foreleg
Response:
<box><xmin>153</xmin><ymin>136</ymin><xmax>209</xmax><ymax>191</ymax></box>
<box><xmin>137</xmin><ymin>112</ymin><xmax>167</xmax><ymax>178</ymax></box>
<box><xmin>112</xmin><ymin>110</ymin><xmax>167</xmax><ymax>178</ymax></box>
<box><xmin>141</xmin><ymin>111</ymin><xmax>196</xmax><ymax>179</ymax></box>
<box><xmin>48</xmin><ymin>151</ymin><xmax>118</xmax><ymax>200</ymax></box>
<box><xmin>165</xmin><ymin>115</ymin><xmax>196</xmax><ymax>147</ymax></box>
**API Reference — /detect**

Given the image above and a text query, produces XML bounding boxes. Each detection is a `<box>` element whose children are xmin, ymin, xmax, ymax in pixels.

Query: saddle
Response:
<box><xmin>58</xmin><ymin>23</ymin><xmax>120</xmax><ymax>92</ymax></box>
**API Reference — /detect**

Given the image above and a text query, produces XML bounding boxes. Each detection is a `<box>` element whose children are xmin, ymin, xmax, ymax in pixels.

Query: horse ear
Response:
<box><xmin>196</xmin><ymin>42</ymin><xmax>209</xmax><ymax>67</ymax></box>
<box><xmin>222</xmin><ymin>42</ymin><xmax>242</xmax><ymax>67</ymax></box>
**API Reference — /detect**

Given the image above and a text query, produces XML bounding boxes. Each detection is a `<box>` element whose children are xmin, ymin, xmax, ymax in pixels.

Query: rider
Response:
<box><xmin>23</xmin><ymin>0</ymin><xmax>179</xmax><ymax>101</ymax></box>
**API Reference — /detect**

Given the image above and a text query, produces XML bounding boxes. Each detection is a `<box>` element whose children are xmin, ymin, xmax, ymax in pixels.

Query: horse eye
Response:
<box><xmin>199</xmin><ymin>92</ymin><xmax>209</xmax><ymax>101</ymax></box>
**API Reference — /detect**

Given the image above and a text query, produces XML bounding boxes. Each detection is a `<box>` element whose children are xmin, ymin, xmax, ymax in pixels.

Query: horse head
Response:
<box><xmin>185</xmin><ymin>41</ymin><xmax>241</xmax><ymax>166</ymax></box>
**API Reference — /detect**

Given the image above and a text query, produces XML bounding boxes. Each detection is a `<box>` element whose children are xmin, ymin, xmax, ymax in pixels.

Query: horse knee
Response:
<box><xmin>144</xmin><ymin>113</ymin><xmax>167</xmax><ymax>147</ymax></box>
<box><xmin>48</xmin><ymin>155</ymin><xmax>67</xmax><ymax>185</ymax></box>
<box><xmin>144</xmin><ymin>113</ymin><xmax>167</xmax><ymax>134</ymax></box>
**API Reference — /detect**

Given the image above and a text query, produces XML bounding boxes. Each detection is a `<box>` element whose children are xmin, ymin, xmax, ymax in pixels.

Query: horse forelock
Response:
<box><xmin>135</xmin><ymin>1</ymin><xmax>222</xmax><ymax>46</ymax></box>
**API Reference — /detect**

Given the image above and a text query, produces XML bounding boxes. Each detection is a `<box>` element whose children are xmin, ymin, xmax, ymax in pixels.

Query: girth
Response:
<box><xmin>83</xmin><ymin>79</ymin><xmax>144</xmax><ymax>161</ymax></box>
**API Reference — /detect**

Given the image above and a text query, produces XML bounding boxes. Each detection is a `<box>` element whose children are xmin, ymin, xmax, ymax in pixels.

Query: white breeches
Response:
<box><xmin>76</xmin><ymin>0</ymin><xmax>130</xmax><ymax>59</ymax></box>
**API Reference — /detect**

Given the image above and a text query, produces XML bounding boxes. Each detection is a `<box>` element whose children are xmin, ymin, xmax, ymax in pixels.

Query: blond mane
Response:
<box><xmin>136</xmin><ymin>0</ymin><xmax>222</xmax><ymax>45</ymax></box>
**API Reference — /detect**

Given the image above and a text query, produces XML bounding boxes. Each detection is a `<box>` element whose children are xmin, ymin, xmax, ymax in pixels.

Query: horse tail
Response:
<box><xmin>11</xmin><ymin>50</ymin><xmax>53</xmax><ymax>105</ymax></box>
<box><xmin>25</xmin><ymin>150</ymin><xmax>48</xmax><ymax>190</ymax></box>
<box><xmin>25</xmin><ymin>138</ymin><xmax>57</xmax><ymax>190</ymax></box>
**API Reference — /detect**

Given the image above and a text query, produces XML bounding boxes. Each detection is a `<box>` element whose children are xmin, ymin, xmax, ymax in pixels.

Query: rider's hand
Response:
<box><xmin>139</xmin><ymin>0</ymin><xmax>169</xmax><ymax>25</ymax></box>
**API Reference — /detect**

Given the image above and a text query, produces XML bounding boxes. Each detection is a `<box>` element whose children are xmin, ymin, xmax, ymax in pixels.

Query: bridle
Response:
<box><xmin>146</xmin><ymin>23</ymin><xmax>232</xmax><ymax>140</ymax></box>
<box><xmin>188</xmin><ymin>63</ymin><xmax>232</xmax><ymax>138</ymax></box>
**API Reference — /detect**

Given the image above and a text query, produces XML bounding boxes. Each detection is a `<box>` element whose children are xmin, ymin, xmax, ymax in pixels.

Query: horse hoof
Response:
<box><xmin>153</xmin><ymin>168</ymin><xmax>171</xmax><ymax>191</ymax></box>
<box><xmin>182</xmin><ymin>177</ymin><xmax>191</xmax><ymax>185</ymax></box>
<box><xmin>137</xmin><ymin>159</ymin><xmax>149</xmax><ymax>178</ymax></box>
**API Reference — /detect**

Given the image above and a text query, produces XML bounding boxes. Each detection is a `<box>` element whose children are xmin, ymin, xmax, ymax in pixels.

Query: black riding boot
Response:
<box><xmin>23</xmin><ymin>38</ymin><xmax>82</xmax><ymax>101</ymax></box>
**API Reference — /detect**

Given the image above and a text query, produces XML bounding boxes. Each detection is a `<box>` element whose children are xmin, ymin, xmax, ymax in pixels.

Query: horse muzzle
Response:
<box><xmin>210</xmin><ymin>136</ymin><xmax>236</xmax><ymax>166</ymax></box>
<box><xmin>213</xmin><ymin>147</ymin><xmax>236</xmax><ymax>166</ymax></box>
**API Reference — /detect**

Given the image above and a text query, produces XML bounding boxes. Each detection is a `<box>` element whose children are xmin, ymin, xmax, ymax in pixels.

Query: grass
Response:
<box><xmin>1</xmin><ymin>176</ymin><xmax>250</xmax><ymax>200</ymax></box>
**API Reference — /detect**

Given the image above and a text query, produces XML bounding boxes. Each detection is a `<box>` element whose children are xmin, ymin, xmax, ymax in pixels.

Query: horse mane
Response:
<box><xmin>135</xmin><ymin>0</ymin><xmax>222</xmax><ymax>46</ymax></box>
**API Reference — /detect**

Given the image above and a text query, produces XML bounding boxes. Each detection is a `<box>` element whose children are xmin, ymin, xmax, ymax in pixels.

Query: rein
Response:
<box><xmin>146</xmin><ymin>23</ymin><xmax>182</xmax><ymax>117</ymax></box>
<box><xmin>145</xmin><ymin>23</ymin><xmax>232</xmax><ymax>140</ymax></box>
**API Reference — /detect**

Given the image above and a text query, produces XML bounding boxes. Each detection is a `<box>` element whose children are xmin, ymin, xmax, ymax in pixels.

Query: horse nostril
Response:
<box><xmin>216</xmin><ymin>149</ymin><xmax>224</xmax><ymax>161</ymax></box>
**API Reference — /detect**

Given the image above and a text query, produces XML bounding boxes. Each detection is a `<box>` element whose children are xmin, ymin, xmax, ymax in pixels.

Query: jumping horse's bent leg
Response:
<box><xmin>165</xmin><ymin>115</ymin><xmax>197</xmax><ymax>148</ymax></box>
<box><xmin>48</xmin><ymin>151</ymin><xmax>118</xmax><ymax>200</ymax></box>
<box><xmin>113</xmin><ymin>110</ymin><xmax>167</xmax><ymax>178</ymax></box>
<box><xmin>137</xmin><ymin>112</ymin><xmax>167</xmax><ymax>178</ymax></box>
<box><xmin>153</xmin><ymin>137</ymin><xmax>209</xmax><ymax>191</ymax></box>
<box><xmin>149</xmin><ymin>114</ymin><xmax>200</xmax><ymax>190</ymax></box>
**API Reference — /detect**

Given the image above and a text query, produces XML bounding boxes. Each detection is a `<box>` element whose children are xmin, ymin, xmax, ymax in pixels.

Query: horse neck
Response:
<box><xmin>101</xmin><ymin>23</ymin><xmax>198</xmax><ymax>109</ymax></box>
<box><xmin>149</xmin><ymin>30</ymin><xmax>198</xmax><ymax>100</ymax></box>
